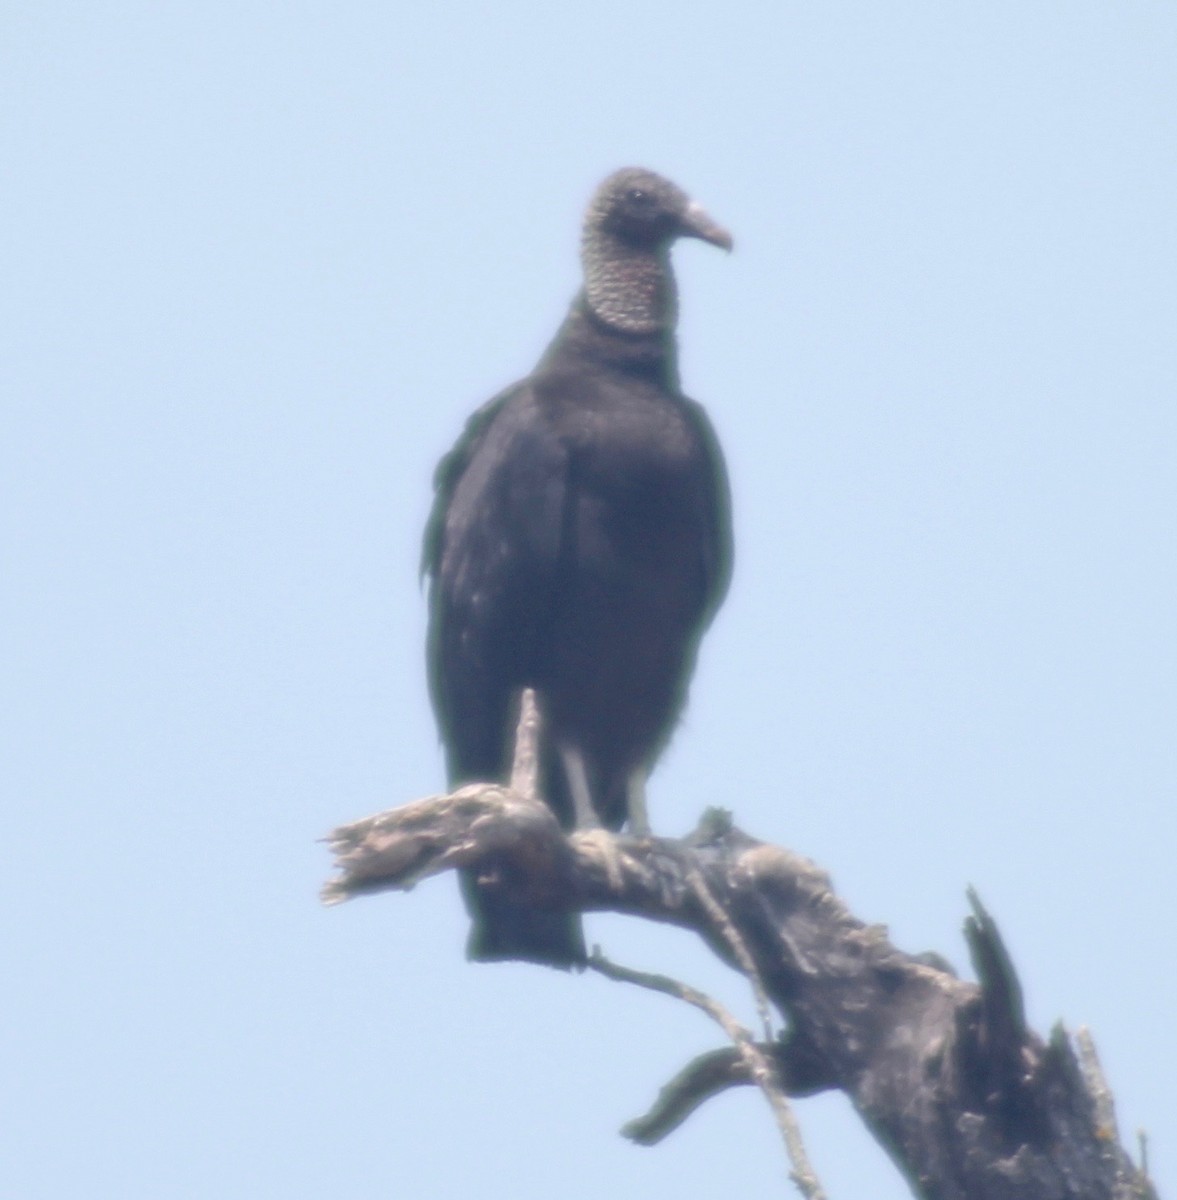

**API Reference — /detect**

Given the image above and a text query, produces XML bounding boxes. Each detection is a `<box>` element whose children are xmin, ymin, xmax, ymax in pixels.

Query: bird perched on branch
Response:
<box><xmin>422</xmin><ymin>167</ymin><xmax>733</xmax><ymax>968</ymax></box>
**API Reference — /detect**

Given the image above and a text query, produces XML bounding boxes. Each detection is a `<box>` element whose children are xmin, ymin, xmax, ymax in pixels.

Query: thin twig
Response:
<box><xmin>587</xmin><ymin>949</ymin><xmax>827</xmax><ymax>1200</ymax></box>
<box><xmin>686</xmin><ymin>864</ymin><xmax>775</xmax><ymax>1042</ymax></box>
<box><xmin>683</xmin><ymin>866</ymin><xmax>824</xmax><ymax>1197</ymax></box>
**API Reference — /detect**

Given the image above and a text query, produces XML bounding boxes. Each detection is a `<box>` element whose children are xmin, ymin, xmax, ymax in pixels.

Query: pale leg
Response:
<box><xmin>559</xmin><ymin>742</ymin><xmax>624</xmax><ymax>890</ymax></box>
<box><xmin>626</xmin><ymin>768</ymin><xmax>650</xmax><ymax>836</ymax></box>
<box><xmin>559</xmin><ymin>743</ymin><xmax>601</xmax><ymax>830</ymax></box>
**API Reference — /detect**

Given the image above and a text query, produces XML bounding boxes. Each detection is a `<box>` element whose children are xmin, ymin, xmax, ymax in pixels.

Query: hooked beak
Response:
<box><xmin>680</xmin><ymin>199</ymin><xmax>734</xmax><ymax>252</ymax></box>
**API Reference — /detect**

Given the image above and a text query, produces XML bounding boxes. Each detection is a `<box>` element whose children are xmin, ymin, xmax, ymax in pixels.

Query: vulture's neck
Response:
<box><xmin>535</xmin><ymin>232</ymin><xmax>680</xmax><ymax>386</ymax></box>
<box><xmin>581</xmin><ymin>228</ymin><xmax>678</xmax><ymax>335</ymax></box>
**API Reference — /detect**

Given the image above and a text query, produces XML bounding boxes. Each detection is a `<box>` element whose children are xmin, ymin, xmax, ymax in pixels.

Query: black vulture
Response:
<box><xmin>422</xmin><ymin>167</ymin><xmax>733</xmax><ymax>967</ymax></box>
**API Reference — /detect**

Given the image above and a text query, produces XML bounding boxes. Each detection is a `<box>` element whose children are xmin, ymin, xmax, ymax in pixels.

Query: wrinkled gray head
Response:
<box><xmin>586</xmin><ymin>167</ymin><xmax>733</xmax><ymax>254</ymax></box>
<box><xmin>581</xmin><ymin>168</ymin><xmax>731</xmax><ymax>335</ymax></box>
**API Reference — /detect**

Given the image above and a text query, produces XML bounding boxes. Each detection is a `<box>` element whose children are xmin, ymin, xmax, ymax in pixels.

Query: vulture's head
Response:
<box><xmin>580</xmin><ymin>168</ymin><xmax>731</xmax><ymax>335</ymax></box>
<box><xmin>585</xmin><ymin>168</ymin><xmax>733</xmax><ymax>254</ymax></box>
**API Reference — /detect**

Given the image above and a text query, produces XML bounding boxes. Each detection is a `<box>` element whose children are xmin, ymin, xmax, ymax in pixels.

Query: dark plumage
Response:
<box><xmin>422</xmin><ymin>168</ymin><xmax>733</xmax><ymax>967</ymax></box>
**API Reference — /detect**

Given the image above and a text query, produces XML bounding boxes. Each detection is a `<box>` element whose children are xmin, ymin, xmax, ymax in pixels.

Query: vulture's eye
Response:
<box><xmin>626</xmin><ymin>187</ymin><xmax>650</xmax><ymax>205</ymax></box>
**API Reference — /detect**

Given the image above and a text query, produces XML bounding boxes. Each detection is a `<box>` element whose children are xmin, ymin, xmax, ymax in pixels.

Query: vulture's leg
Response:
<box><xmin>559</xmin><ymin>743</ymin><xmax>624</xmax><ymax>890</ymax></box>
<box><xmin>558</xmin><ymin>743</ymin><xmax>600</xmax><ymax>830</ymax></box>
<box><xmin>626</xmin><ymin>769</ymin><xmax>650</xmax><ymax>836</ymax></box>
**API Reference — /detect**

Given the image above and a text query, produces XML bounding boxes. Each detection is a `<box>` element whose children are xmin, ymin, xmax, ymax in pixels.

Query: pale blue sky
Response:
<box><xmin>3</xmin><ymin>4</ymin><xmax>1174</xmax><ymax>1198</ymax></box>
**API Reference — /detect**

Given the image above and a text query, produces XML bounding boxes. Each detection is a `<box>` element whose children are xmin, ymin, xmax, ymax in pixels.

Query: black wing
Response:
<box><xmin>423</xmin><ymin>380</ymin><xmax>573</xmax><ymax>781</ymax></box>
<box><xmin>422</xmin><ymin>380</ymin><xmax>587</xmax><ymax>967</ymax></box>
<box><xmin>681</xmin><ymin>394</ymin><xmax>734</xmax><ymax>631</ymax></box>
<box><xmin>421</xmin><ymin>384</ymin><xmax>519</xmax><ymax>583</ymax></box>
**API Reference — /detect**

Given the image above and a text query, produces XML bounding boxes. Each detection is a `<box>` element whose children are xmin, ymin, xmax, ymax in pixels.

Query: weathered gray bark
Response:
<box><xmin>322</xmin><ymin>784</ymin><xmax>1156</xmax><ymax>1200</ymax></box>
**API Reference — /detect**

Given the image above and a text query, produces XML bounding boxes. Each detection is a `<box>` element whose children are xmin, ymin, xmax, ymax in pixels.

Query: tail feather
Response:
<box><xmin>460</xmin><ymin>868</ymin><xmax>586</xmax><ymax>970</ymax></box>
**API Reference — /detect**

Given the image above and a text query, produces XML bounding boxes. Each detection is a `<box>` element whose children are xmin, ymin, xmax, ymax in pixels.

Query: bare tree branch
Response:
<box><xmin>322</xmin><ymin>784</ymin><xmax>1156</xmax><ymax>1200</ymax></box>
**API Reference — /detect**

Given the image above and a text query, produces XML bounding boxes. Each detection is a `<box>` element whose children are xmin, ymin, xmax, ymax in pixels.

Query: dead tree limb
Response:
<box><xmin>587</xmin><ymin>948</ymin><xmax>826</xmax><ymax>1200</ymax></box>
<box><xmin>322</xmin><ymin>785</ymin><xmax>1156</xmax><ymax>1200</ymax></box>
